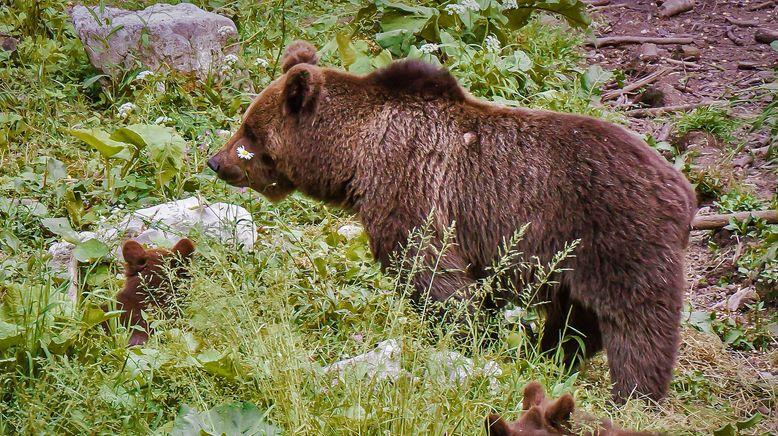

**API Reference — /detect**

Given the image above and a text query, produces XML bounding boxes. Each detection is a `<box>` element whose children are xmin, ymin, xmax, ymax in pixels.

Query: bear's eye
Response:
<box><xmin>259</xmin><ymin>154</ymin><xmax>275</xmax><ymax>166</ymax></box>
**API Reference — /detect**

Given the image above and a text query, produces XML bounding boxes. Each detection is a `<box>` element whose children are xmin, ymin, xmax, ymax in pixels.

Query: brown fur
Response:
<box><xmin>112</xmin><ymin>239</ymin><xmax>194</xmax><ymax>346</ymax></box>
<box><xmin>485</xmin><ymin>382</ymin><xmax>659</xmax><ymax>436</ymax></box>
<box><xmin>207</xmin><ymin>40</ymin><xmax>697</xmax><ymax>403</ymax></box>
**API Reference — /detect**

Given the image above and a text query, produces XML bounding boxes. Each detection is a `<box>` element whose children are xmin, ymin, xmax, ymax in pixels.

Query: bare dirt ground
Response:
<box><xmin>585</xmin><ymin>0</ymin><xmax>778</xmax><ymax>376</ymax></box>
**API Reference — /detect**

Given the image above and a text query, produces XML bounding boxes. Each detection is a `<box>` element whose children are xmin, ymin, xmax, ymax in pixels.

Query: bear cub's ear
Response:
<box><xmin>122</xmin><ymin>240</ymin><xmax>147</xmax><ymax>267</ymax></box>
<box><xmin>171</xmin><ymin>238</ymin><xmax>195</xmax><ymax>260</ymax></box>
<box><xmin>281</xmin><ymin>40</ymin><xmax>319</xmax><ymax>73</ymax></box>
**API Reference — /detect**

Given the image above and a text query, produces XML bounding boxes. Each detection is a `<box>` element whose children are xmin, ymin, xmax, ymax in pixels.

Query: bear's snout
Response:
<box><xmin>207</xmin><ymin>155</ymin><xmax>221</xmax><ymax>173</ymax></box>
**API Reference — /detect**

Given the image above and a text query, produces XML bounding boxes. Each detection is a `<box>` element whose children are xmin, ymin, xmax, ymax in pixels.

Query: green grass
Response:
<box><xmin>1</xmin><ymin>0</ymin><xmax>777</xmax><ymax>434</ymax></box>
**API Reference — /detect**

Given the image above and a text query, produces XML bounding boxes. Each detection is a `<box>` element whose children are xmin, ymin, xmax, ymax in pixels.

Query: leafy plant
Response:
<box><xmin>170</xmin><ymin>402</ymin><xmax>281</xmax><ymax>436</ymax></box>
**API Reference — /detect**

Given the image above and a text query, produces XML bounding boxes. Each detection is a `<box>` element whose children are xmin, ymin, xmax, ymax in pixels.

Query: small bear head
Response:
<box><xmin>486</xmin><ymin>382</ymin><xmax>656</xmax><ymax>436</ymax></box>
<box><xmin>207</xmin><ymin>39</ymin><xmax>322</xmax><ymax>203</ymax></box>
<box><xmin>115</xmin><ymin>238</ymin><xmax>195</xmax><ymax>346</ymax></box>
<box><xmin>486</xmin><ymin>381</ymin><xmax>576</xmax><ymax>436</ymax></box>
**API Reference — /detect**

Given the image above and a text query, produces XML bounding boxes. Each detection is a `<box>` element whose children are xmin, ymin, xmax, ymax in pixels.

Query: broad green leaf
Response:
<box><xmin>120</xmin><ymin>125</ymin><xmax>186</xmax><ymax>187</ymax></box>
<box><xmin>41</xmin><ymin>217</ymin><xmax>79</xmax><ymax>243</ymax></box>
<box><xmin>197</xmin><ymin>349</ymin><xmax>240</xmax><ymax>379</ymax></box>
<box><xmin>73</xmin><ymin>238</ymin><xmax>109</xmax><ymax>263</ymax></box>
<box><xmin>582</xmin><ymin>64</ymin><xmax>613</xmax><ymax>92</ymax></box>
<box><xmin>376</xmin><ymin>0</ymin><xmax>438</xmax><ymax>34</ymax></box>
<box><xmin>371</xmin><ymin>49</ymin><xmax>393</xmax><ymax>69</ymax></box>
<box><xmin>713</xmin><ymin>423</ymin><xmax>736</xmax><ymax>436</ymax></box>
<box><xmin>736</xmin><ymin>413</ymin><xmax>762</xmax><ymax>430</ymax></box>
<box><xmin>336</xmin><ymin>32</ymin><xmax>358</xmax><ymax>69</ymax></box>
<box><xmin>686</xmin><ymin>310</ymin><xmax>714</xmax><ymax>335</ymax></box>
<box><xmin>45</xmin><ymin>157</ymin><xmax>67</xmax><ymax>183</ymax></box>
<box><xmin>0</xmin><ymin>320</ymin><xmax>23</xmax><ymax>350</ymax></box>
<box><xmin>375</xmin><ymin>29</ymin><xmax>415</xmax><ymax>57</ymax></box>
<box><xmin>771</xmin><ymin>40</ymin><xmax>778</xmax><ymax>52</ymax></box>
<box><xmin>171</xmin><ymin>402</ymin><xmax>281</xmax><ymax>436</ymax></box>
<box><xmin>67</xmin><ymin>128</ymin><xmax>126</xmax><ymax>158</ymax></box>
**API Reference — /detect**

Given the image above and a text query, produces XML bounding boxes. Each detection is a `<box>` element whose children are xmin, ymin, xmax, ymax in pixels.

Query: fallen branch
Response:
<box><xmin>724</xmin><ymin>16</ymin><xmax>758</xmax><ymax>27</ymax></box>
<box><xmin>584</xmin><ymin>0</ymin><xmax>610</xmax><ymax>5</ymax></box>
<box><xmin>659</xmin><ymin>0</ymin><xmax>695</xmax><ymax>17</ymax></box>
<box><xmin>664</xmin><ymin>58</ymin><xmax>700</xmax><ymax>69</ymax></box>
<box><xmin>589</xmin><ymin>36</ymin><xmax>694</xmax><ymax>47</ymax></box>
<box><xmin>755</xmin><ymin>28</ymin><xmax>778</xmax><ymax>44</ymax></box>
<box><xmin>623</xmin><ymin>101</ymin><xmax>724</xmax><ymax>117</ymax></box>
<box><xmin>602</xmin><ymin>68</ymin><xmax>671</xmax><ymax>101</ymax></box>
<box><xmin>691</xmin><ymin>210</ymin><xmax>778</xmax><ymax>230</ymax></box>
<box><xmin>747</xmin><ymin>0</ymin><xmax>775</xmax><ymax>11</ymax></box>
<box><xmin>67</xmin><ymin>255</ymin><xmax>79</xmax><ymax>303</ymax></box>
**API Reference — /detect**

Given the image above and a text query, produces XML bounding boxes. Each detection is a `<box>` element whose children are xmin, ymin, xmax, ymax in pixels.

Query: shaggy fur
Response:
<box><xmin>114</xmin><ymin>239</ymin><xmax>194</xmax><ymax>346</ymax></box>
<box><xmin>486</xmin><ymin>381</ymin><xmax>658</xmax><ymax>436</ymax></box>
<box><xmin>207</xmin><ymin>40</ymin><xmax>697</xmax><ymax>403</ymax></box>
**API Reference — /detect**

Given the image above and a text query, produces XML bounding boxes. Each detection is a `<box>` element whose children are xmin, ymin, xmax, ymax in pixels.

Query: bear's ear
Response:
<box><xmin>544</xmin><ymin>393</ymin><xmax>574</xmax><ymax>426</ymax></box>
<box><xmin>281</xmin><ymin>40</ymin><xmax>319</xmax><ymax>73</ymax></box>
<box><xmin>171</xmin><ymin>238</ymin><xmax>195</xmax><ymax>260</ymax></box>
<box><xmin>282</xmin><ymin>64</ymin><xmax>324</xmax><ymax>118</ymax></box>
<box><xmin>122</xmin><ymin>240</ymin><xmax>147</xmax><ymax>267</ymax></box>
<box><xmin>522</xmin><ymin>381</ymin><xmax>546</xmax><ymax>410</ymax></box>
<box><xmin>484</xmin><ymin>414</ymin><xmax>513</xmax><ymax>436</ymax></box>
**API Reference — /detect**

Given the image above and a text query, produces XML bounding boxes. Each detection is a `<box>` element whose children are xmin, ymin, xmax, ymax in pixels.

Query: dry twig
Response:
<box><xmin>589</xmin><ymin>36</ymin><xmax>694</xmax><ymax>47</ymax></box>
<box><xmin>623</xmin><ymin>101</ymin><xmax>724</xmax><ymax>117</ymax></box>
<box><xmin>659</xmin><ymin>0</ymin><xmax>695</xmax><ymax>17</ymax></box>
<box><xmin>602</xmin><ymin>68</ymin><xmax>671</xmax><ymax>101</ymax></box>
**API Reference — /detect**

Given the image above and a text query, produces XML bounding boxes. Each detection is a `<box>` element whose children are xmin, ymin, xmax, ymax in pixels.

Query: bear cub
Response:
<box><xmin>111</xmin><ymin>238</ymin><xmax>195</xmax><ymax>346</ymax></box>
<box><xmin>486</xmin><ymin>381</ymin><xmax>657</xmax><ymax>436</ymax></box>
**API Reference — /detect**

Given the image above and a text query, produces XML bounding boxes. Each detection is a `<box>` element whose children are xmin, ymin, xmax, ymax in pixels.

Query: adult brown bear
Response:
<box><xmin>208</xmin><ymin>40</ymin><xmax>697</xmax><ymax>403</ymax></box>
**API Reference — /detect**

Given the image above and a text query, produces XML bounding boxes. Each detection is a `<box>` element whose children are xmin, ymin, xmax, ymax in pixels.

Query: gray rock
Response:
<box><xmin>69</xmin><ymin>3</ymin><xmax>238</xmax><ymax>78</ymax></box>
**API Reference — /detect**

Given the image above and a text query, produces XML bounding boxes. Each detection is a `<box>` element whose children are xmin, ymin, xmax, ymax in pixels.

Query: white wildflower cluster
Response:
<box><xmin>217</xmin><ymin>25</ymin><xmax>235</xmax><ymax>37</ymax></box>
<box><xmin>500</xmin><ymin>0</ymin><xmax>518</xmax><ymax>10</ymax></box>
<box><xmin>154</xmin><ymin>116</ymin><xmax>172</xmax><ymax>125</ymax></box>
<box><xmin>419</xmin><ymin>43</ymin><xmax>439</xmax><ymax>54</ymax></box>
<box><xmin>117</xmin><ymin>102</ymin><xmax>136</xmax><ymax>119</ymax></box>
<box><xmin>135</xmin><ymin>70</ymin><xmax>154</xmax><ymax>81</ymax></box>
<box><xmin>445</xmin><ymin>0</ymin><xmax>480</xmax><ymax>14</ymax></box>
<box><xmin>223</xmin><ymin>54</ymin><xmax>239</xmax><ymax>66</ymax></box>
<box><xmin>254</xmin><ymin>57</ymin><xmax>269</xmax><ymax>68</ymax></box>
<box><xmin>484</xmin><ymin>34</ymin><xmax>501</xmax><ymax>52</ymax></box>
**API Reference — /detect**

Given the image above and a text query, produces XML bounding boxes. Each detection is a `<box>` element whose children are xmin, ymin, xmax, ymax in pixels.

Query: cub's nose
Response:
<box><xmin>207</xmin><ymin>156</ymin><xmax>220</xmax><ymax>173</ymax></box>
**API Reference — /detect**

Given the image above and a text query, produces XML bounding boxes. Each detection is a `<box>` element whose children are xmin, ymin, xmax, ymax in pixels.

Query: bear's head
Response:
<box><xmin>486</xmin><ymin>381</ymin><xmax>576</xmax><ymax>436</ymax></box>
<box><xmin>207</xmin><ymin>40</ymin><xmax>323</xmax><ymax>203</ymax></box>
<box><xmin>116</xmin><ymin>238</ymin><xmax>195</xmax><ymax>346</ymax></box>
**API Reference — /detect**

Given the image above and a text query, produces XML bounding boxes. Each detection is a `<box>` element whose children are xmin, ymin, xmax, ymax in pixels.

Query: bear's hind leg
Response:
<box><xmin>600</xmin><ymin>300</ymin><xmax>681</xmax><ymax>403</ymax></box>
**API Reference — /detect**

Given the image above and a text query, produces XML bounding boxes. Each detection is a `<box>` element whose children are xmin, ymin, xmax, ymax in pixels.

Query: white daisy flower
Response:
<box><xmin>154</xmin><ymin>116</ymin><xmax>172</xmax><ymax>125</ymax></box>
<box><xmin>218</xmin><ymin>26</ymin><xmax>235</xmax><ymax>37</ymax></box>
<box><xmin>419</xmin><ymin>43</ymin><xmax>439</xmax><ymax>54</ymax></box>
<box><xmin>484</xmin><ymin>34</ymin><xmax>501</xmax><ymax>52</ymax></box>
<box><xmin>500</xmin><ymin>0</ymin><xmax>518</xmax><ymax>10</ymax></box>
<box><xmin>236</xmin><ymin>145</ymin><xmax>254</xmax><ymax>160</ymax></box>
<box><xmin>135</xmin><ymin>70</ymin><xmax>154</xmax><ymax>81</ymax></box>
<box><xmin>117</xmin><ymin>102</ymin><xmax>136</xmax><ymax>119</ymax></box>
<box><xmin>223</xmin><ymin>54</ymin><xmax>239</xmax><ymax>66</ymax></box>
<box><xmin>254</xmin><ymin>58</ymin><xmax>269</xmax><ymax>68</ymax></box>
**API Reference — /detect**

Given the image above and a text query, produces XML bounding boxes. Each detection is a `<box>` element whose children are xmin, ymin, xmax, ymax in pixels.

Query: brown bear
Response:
<box><xmin>111</xmin><ymin>238</ymin><xmax>195</xmax><ymax>346</ymax></box>
<box><xmin>486</xmin><ymin>381</ymin><xmax>658</xmax><ymax>435</ymax></box>
<box><xmin>207</xmin><ymin>40</ymin><xmax>697</xmax><ymax>403</ymax></box>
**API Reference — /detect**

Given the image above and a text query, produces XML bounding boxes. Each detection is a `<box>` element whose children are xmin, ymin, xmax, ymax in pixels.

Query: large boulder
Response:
<box><xmin>69</xmin><ymin>3</ymin><xmax>238</xmax><ymax>78</ymax></box>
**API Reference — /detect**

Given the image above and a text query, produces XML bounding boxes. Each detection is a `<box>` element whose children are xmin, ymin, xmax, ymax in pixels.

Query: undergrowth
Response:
<box><xmin>1</xmin><ymin>0</ymin><xmax>776</xmax><ymax>434</ymax></box>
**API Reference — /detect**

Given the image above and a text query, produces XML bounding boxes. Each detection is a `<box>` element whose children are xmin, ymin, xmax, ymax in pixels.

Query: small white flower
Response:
<box><xmin>484</xmin><ymin>34</ymin><xmax>501</xmax><ymax>52</ymax></box>
<box><xmin>117</xmin><ymin>102</ymin><xmax>136</xmax><ymax>119</ymax></box>
<box><xmin>154</xmin><ymin>116</ymin><xmax>172</xmax><ymax>125</ymax></box>
<box><xmin>135</xmin><ymin>70</ymin><xmax>154</xmax><ymax>81</ymax></box>
<box><xmin>236</xmin><ymin>145</ymin><xmax>254</xmax><ymax>160</ymax></box>
<box><xmin>419</xmin><ymin>43</ymin><xmax>439</xmax><ymax>54</ymax></box>
<box><xmin>461</xmin><ymin>0</ymin><xmax>481</xmax><ymax>11</ymax></box>
<box><xmin>254</xmin><ymin>57</ymin><xmax>269</xmax><ymax>68</ymax></box>
<box><xmin>444</xmin><ymin>4</ymin><xmax>466</xmax><ymax>14</ymax></box>
<box><xmin>500</xmin><ymin>0</ymin><xmax>518</xmax><ymax>10</ymax></box>
<box><xmin>224</xmin><ymin>54</ymin><xmax>239</xmax><ymax>66</ymax></box>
